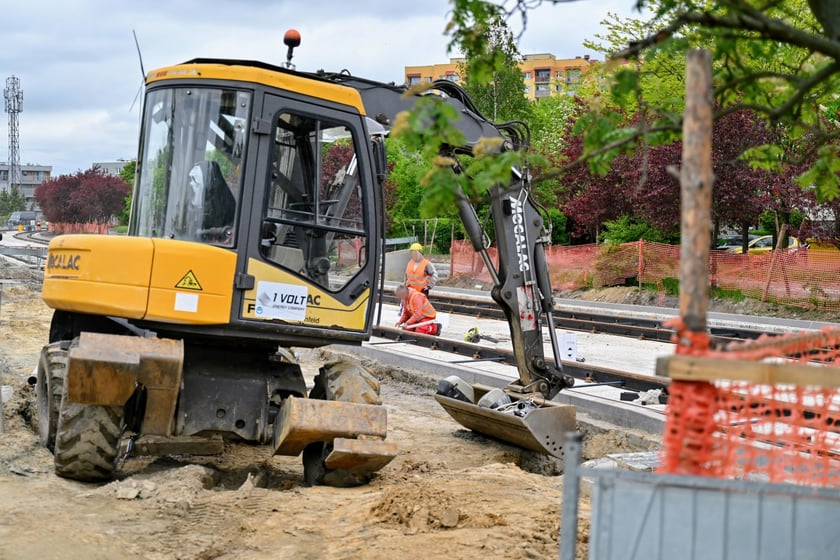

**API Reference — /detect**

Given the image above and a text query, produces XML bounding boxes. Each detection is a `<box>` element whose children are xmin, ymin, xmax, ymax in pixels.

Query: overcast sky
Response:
<box><xmin>0</xmin><ymin>0</ymin><xmax>641</xmax><ymax>176</ymax></box>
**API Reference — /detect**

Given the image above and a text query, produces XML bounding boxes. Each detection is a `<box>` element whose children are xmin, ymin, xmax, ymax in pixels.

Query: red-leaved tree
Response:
<box><xmin>35</xmin><ymin>167</ymin><xmax>130</xmax><ymax>225</ymax></box>
<box><xmin>560</xmin><ymin>133</ymin><xmax>635</xmax><ymax>242</ymax></box>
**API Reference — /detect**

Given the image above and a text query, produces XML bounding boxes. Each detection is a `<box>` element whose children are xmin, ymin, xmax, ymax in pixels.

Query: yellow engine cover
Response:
<box><xmin>42</xmin><ymin>235</ymin><xmax>236</xmax><ymax>325</ymax></box>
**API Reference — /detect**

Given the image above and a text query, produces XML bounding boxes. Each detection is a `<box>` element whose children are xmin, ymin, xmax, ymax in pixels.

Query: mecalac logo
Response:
<box><xmin>509</xmin><ymin>197</ymin><xmax>530</xmax><ymax>272</ymax></box>
<box><xmin>47</xmin><ymin>253</ymin><xmax>81</xmax><ymax>271</ymax></box>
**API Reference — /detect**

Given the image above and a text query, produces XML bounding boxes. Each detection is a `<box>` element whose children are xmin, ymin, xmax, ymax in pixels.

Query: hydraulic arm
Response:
<box><xmin>324</xmin><ymin>74</ymin><xmax>575</xmax><ymax>399</ymax></box>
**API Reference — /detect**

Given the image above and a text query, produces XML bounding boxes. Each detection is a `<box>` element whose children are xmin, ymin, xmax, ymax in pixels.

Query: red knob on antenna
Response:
<box><xmin>284</xmin><ymin>29</ymin><xmax>301</xmax><ymax>48</ymax></box>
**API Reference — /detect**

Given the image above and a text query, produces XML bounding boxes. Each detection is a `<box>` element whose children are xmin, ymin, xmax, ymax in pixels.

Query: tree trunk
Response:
<box><xmin>679</xmin><ymin>49</ymin><xmax>714</xmax><ymax>336</ymax></box>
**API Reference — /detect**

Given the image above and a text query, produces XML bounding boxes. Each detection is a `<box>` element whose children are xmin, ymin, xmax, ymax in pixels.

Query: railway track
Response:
<box><xmin>0</xmin><ymin>230</ymin><xmax>48</xmax><ymax>269</ymax></box>
<box><xmin>379</xmin><ymin>291</ymin><xmax>768</xmax><ymax>345</ymax></box>
<box><xmin>372</xmin><ymin>325</ymin><xmax>669</xmax><ymax>394</ymax></box>
<box><xmin>11</xmin><ymin>230</ymin><xmax>48</xmax><ymax>245</ymax></box>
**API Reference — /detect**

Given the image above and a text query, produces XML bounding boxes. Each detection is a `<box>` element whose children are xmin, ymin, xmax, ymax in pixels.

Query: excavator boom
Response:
<box><xmin>317</xmin><ymin>72</ymin><xmax>577</xmax><ymax>453</ymax></box>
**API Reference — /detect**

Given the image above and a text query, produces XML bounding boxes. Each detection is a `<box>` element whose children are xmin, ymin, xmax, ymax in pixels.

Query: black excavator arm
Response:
<box><xmin>322</xmin><ymin>72</ymin><xmax>575</xmax><ymax>399</ymax></box>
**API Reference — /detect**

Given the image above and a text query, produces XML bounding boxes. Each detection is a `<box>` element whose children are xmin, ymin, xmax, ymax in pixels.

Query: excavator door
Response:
<box><xmin>234</xmin><ymin>94</ymin><xmax>382</xmax><ymax>345</ymax></box>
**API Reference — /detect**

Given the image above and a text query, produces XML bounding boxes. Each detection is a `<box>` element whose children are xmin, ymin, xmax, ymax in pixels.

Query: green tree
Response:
<box><xmin>119</xmin><ymin>160</ymin><xmax>136</xmax><ymax>225</ymax></box>
<box><xmin>590</xmin><ymin>1</ymin><xmax>840</xmax><ymax>200</ymax></box>
<box><xmin>440</xmin><ymin>0</ymin><xmax>840</xmax><ymax>204</ymax></box>
<box><xmin>459</xmin><ymin>16</ymin><xmax>531</xmax><ymax>123</ymax></box>
<box><xmin>383</xmin><ymin>137</ymin><xmax>427</xmax><ymax>229</ymax></box>
<box><xmin>0</xmin><ymin>185</ymin><xmax>27</xmax><ymax>216</ymax></box>
<box><xmin>119</xmin><ymin>160</ymin><xmax>136</xmax><ymax>186</ymax></box>
<box><xmin>528</xmin><ymin>94</ymin><xmax>578</xmax><ymax>156</ymax></box>
<box><xmin>526</xmin><ymin>95</ymin><xmax>578</xmax><ymax>238</ymax></box>
<box><xmin>0</xmin><ymin>190</ymin><xmax>9</xmax><ymax>218</ymax></box>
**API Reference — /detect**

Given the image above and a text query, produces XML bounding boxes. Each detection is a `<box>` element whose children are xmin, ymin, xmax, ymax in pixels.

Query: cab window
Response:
<box><xmin>261</xmin><ymin>112</ymin><xmax>366</xmax><ymax>291</ymax></box>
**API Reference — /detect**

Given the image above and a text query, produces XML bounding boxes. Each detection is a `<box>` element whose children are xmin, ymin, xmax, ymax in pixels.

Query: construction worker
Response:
<box><xmin>404</xmin><ymin>242</ymin><xmax>438</xmax><ymax>296</ymax></box>
<box><xmin>395</xmin><ymin>285</ymin><xmax>441</xmax><ymax>335</ymax></box>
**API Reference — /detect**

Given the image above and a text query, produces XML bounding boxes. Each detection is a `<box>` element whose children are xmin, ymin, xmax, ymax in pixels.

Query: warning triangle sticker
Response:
<box><xmin>175</xmin><ymin>270</ymin><xmax>203</xmax><ymax>291</ymax></box>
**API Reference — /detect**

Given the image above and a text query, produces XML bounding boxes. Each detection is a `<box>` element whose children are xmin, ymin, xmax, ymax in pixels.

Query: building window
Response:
<box><xmin>535</xmin><ymin>69</ymin><xmax>550</xmax><ymax>82</ymax></box>
<box><xmin>407</xmin><ymin>74</ymin><xmax>421</xmax><ymax>86</ymax></box>
<box><xmin>522</xmin><ymin>71</ymin><xmax>532</xmax><ymax>80</ymax></box>
<box><xmin>524</xmin><ymin>85</ymin><xmax>531</xmax><ymax>94</ymax></box>
<box><xmin>556</xmin><ymin>70</ymin><xmax>563</xmax><ymax>79</ymax></box>
<box><xmin>566</xmin><ymin>68</ymin><xmax>581</xmax><ymax>85</ymax></box>
<box><xmin>424</xmin><ymin>77</ymin><xmax>432</xmax><ymax>83</ymax></box>
<box><xmin>445</xmin><ymin>72</ymin><xmax>460</xmax><ymax>82</ymax></box>
<box><xmin>555</xmin><ymin>84</ymin><xmax>564</xmax><ymax>92</ymax></box>
<box><xmin>535</xmin><ymin>84</ymin><xmax>550</xmax><ymax>97</ymax></box>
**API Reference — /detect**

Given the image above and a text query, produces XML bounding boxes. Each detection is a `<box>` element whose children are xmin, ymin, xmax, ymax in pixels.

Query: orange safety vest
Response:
<box><xmin>405</xmin><ymin>257</ymin><xmax>431</xmax><ymax>291</ymax></box>
<box><xmin>405</xmin><ymin>289</ymin><xmax>436</xmax><ymax>323</ymax></box>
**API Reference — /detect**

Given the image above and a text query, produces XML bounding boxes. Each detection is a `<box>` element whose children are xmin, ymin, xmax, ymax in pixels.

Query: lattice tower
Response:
<box><xmin>4</xmin><ymin>76</ymin><xmax>23</xmax><ymax>194</ymax></box>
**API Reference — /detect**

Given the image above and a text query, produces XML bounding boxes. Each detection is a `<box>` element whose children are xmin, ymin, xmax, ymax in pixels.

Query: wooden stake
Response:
<box><xmin>679</xmin><ymin>49</ymin><xmax>714</xmax><ymax>337</ymax></box>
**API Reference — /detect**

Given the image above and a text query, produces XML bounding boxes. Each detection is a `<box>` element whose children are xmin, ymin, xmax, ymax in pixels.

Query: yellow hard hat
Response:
<box><xmin>409</xmin><ymin>242</ymin><xmax>423</xmax><ymax>252</ymax></box>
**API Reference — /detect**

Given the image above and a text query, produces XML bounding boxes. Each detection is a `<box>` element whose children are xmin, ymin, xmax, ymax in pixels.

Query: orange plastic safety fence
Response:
<box><xmin>447</xmin><ymin>239</ymin><xmax>840</xmax><ymax>311</ymax></box>
<box><xmin>660</xmin><ymin>327</ymin><xmax>840</xmax><ymax>487</ymax></box>
<box><xmin>50</xmin><ymin>222</ymin><xmax>112</xmax><ymax>235</ymax></box>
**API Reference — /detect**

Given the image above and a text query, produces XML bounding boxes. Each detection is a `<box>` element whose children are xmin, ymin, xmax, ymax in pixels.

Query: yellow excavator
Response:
<box><xmin>35</xmin><ymin>31</ymin><xmax>576</xmax><ymax>486</ymax></box>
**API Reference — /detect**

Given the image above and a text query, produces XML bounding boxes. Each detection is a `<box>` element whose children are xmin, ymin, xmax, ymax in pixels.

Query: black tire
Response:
<box><xmin>53</xmin><ymin>397</ymin><xmax>124</xmax><ymax>482</ymax></box>
<box><xmin>36</xmin><ymin>342</ymin><xmax>69</xmax><ymax>451</ymax></box>
<box><xmin>302</xmin><ymin>359</ymin><xmax>381</xmax><ymax>487</ymax></box>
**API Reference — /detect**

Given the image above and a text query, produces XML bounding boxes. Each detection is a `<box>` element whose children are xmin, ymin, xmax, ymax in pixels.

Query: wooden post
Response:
<box><xmin>761</xmin><ymin>223</ymin><xmax>789</xmax><ymax>302</ymax></box>
<box><xmin>638</xmin><ymin>239</ymin><xmax>644</xmax><ymax>289</ymax></box>
<box><xmin>679</xmin><ymin>49</ymin><xmax>714</xmax><ymax>338</ymax></box>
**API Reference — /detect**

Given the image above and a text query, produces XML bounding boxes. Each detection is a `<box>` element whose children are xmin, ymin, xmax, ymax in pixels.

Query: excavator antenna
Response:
<box><xmin>283</xmin><ymin>29</ymin><xmax>301</xmax><ymax>69</ymax></box>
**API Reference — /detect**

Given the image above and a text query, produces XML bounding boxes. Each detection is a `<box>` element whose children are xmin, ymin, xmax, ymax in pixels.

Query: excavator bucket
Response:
<box><xmin>434</xmin><ymin>382</ymin><xmax>575</xmax><ymax>457</ymax></box>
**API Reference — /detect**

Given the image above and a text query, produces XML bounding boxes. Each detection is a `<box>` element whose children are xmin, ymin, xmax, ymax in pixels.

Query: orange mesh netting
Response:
<box><xmin>660</xmin><ymin>323</ymin><xmax>840</xmax><ymax>487</ymax></box>
<box><xmin>49</xmin><ymin>222</ymin><xmax>113</xmax><ymax>235</ymax></box>
<box><xmin>448</xmin><ymin>239</ymin><xmax>840</xmax><ymax>310</ymax></box>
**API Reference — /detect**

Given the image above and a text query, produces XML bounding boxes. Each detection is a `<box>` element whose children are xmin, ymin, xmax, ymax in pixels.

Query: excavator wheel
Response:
<box><xmin>302</xmin><ymin>359</ymin><xmax>381</xmax><ymax>487</ymax></box>
<box><xmin>36</xmin><ymin>341</ymin><xmax>71</xmax><ymax>451</ymax></box>
<box><xmin>51</xmin><ymin>340</ymin><xmax>125</xmax><ymax>483</ymax></box>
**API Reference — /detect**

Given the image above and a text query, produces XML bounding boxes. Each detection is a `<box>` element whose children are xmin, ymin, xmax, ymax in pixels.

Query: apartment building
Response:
<box><xmin>93</xmin><ymin>160</ymin><xmax>131</xmax><ymax>177</ymax></box>
<box><xmin>0</xmin><ymin>163</ymin><xmax>52</xmax><ymax>208</ymax></box>
<box><xmin>405</xmin><ymin>53</ymin><xmax>597</xmax><ymax>100</ymax></box>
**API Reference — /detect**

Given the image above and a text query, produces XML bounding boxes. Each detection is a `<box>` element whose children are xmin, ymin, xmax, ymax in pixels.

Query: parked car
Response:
<box><xmin>714</xmin><ymin>234</ymin><xmax>757</xmax><ymax>252</ymax></box>
<box><xmin>6</xmin><ymin>211</ymin><xmax>37</xmax><ymax>231</ymax></box>
<box><xmin>727</xmin><ymin>234</ymin><xmax>802</xmax><ymax>254</ymax></box>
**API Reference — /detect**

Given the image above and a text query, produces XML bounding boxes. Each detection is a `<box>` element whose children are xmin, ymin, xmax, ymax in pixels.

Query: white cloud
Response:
<box><xmin>0</xmin><ymin>0</ymin><xmax>642</xmax><ymax>175</ymax></box>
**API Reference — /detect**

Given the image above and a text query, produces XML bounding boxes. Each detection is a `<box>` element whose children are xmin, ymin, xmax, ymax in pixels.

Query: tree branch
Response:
<box><xmin>615</xmin><ymin>6</ymin><xmax>840</xmax><ymax>61</ymax></box>
<box><xmin>532</xmin><ymin>123</ymin><xmax>681</xmax><ymax>183</ymax></box>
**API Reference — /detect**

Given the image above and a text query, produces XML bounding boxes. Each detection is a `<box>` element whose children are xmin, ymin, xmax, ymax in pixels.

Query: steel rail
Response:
<box><xmin>372</xmin><ymin>325</ymin><xmax>669</xmax><ymax>394</ymax></box>
<box><xmin>380</xmin><ymin>291</ymin><xmax>767</xmax><ymax>345</ymax></box>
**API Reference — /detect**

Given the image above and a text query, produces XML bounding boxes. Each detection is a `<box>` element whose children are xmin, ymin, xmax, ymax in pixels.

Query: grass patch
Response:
<box><xmin>710</xmin><ymin>286</ymin><xmax>746</xmax><ymax>302</ymax></box>
<box><xmin>641</xmin><ymin>280</ymin><xmax>748</xmax><ymax>303</ymax></box>
<box><xmin>642</xmin><ymin>278</ymin><xmax>680</xmax><ymax>296</ymax></box>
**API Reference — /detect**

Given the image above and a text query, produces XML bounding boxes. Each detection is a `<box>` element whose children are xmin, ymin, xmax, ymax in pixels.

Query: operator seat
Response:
<box><xmin>189</xmin><ymin>161</ymin><xmax>236</xmax><ymax>232</ymax></box>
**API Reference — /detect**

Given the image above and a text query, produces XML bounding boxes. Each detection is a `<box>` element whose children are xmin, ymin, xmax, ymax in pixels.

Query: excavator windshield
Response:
<box><xmin>131</xmin><ymin>87</ymin><xmax>251</xmax><ymax>246</ymax></box>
